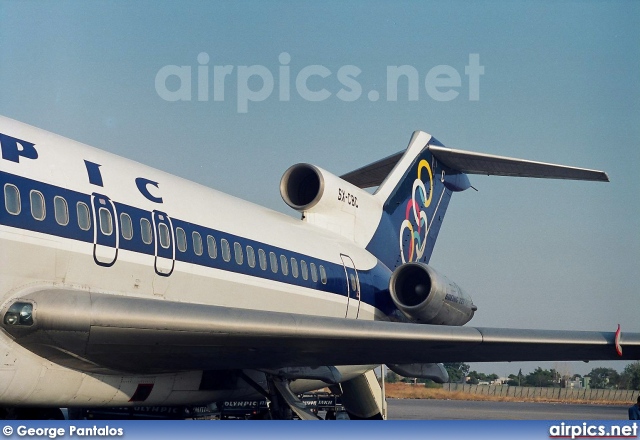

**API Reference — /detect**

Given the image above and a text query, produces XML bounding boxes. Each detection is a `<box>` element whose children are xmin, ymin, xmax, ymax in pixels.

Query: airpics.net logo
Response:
<box><xmin>154</xmin><ymin>52</ymin><xmax>485</xmax><ymax>113</ymax></box>
<box><xmin>549</xmin><ymin>422</ymin><xmax>638</xmax><ymax>439</ymax></box>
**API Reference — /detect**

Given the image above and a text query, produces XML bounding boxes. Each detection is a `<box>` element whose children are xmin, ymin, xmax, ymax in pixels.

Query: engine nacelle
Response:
<box><xmin>389</xmin><ymin>263</ymin><xmax>476</xmax><ymax>326</ymax></box>
<box><xmin>387</xmin><ymin>363</ymin><xmax>449</xmax><ymax>383</ymax></box>
<box><xmin>280</xmin><ymin>164</ymin><xmax>382</xmax><ymax>244</ymax></box>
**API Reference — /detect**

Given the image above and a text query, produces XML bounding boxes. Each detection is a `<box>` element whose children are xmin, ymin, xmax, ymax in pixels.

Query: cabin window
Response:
<box><xmin>300</xmin><ymin>260</ymin><xmax>309</xmax><ymax>280</ymax></box>
<box><xmin>258</xmin><ymin>249</ymin><xmax>267</xmax><ymax>270</ymax></box>
<box><xmin>269</xmin><ymin>251</ymin><xmax>278</xmax><ymax>273</ymax></box>
<box><xmin>140</xmin><ymin>218</ymin><xmax>152</xmax><ymax>244</ymax></box>
<box><xmin>77</xmin><ymin>202</ymin><xmax>91</xmax><ymax>230</ymax></box>
<box><xmin>221</xmin><ymin>239</ymin><xmax>231</xmax><ymax>262</ymax></box>
<box><xmin>207</xmin><ymin>235</ymin><xmax>217</xmax><ymax>259</ymax></box>
<box><xmin>30</xmin><ymin>190</ymin><xmax>45</xmax><ymax>221</ymax></box>
<box><xmin>98</xmin><ymin>207</ymin><xmax>113</xmax><ymax>235</ymax></box>
<box><xmin>54</xmin><ymin>196</ymin><xmax>69</xmax><ymax>226</ymax></box>
<box><xmin>310</xmin><ymin>262</ymin><xmax>318</xmax><ymax>283</ymax></box>
<box><xmin>176</xmin><ymin>227</ymin><xmax>186</xmax><ymax>252</ymax></box>
<box><xmin>159</xmin><ymin>223</ymin><xmax>171</xmax><ymax>249</ymax></box>
<box><xmin>4</xmin><ymin>184</ymin><xmax>20</xmax><ymax>215</ymax></box>
<box><xmin>234</xmin><ymin>242</ymin><xmax>243</xmax><ymax>265</ymax></box>
<box><xmin>246</xmin><ymin>246</ymin><xmax>256</xmax><ymax>268</ymax></box>
<box><xmin>280</xmin><ymin>255</ymin><xmax>289</xmax><ymax>276</ymax></box>
<box><xmin>120</xmin><ymin>213</ymin><xmax>133</xmax><ymax>239</ymax></box>
<box><xmin>290</xmin><ymin>257</ymin><xmax>299</xmax><ymax>278</ymax></box>
<box><xmin>193</xmin><ymin>231</ymin><xmax>203</xmax><ymax>256</ymax></box>
<box><xmin>319</xmin><ymin>265</ymin><xmax>327</xmax><ymax>285</ymax></box>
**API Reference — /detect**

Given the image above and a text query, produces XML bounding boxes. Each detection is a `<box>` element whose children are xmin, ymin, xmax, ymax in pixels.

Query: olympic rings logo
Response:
<box><xmin>399</xmin><ymin>159</ymin><xmax>433</xmax><ymax>263</ymax></box>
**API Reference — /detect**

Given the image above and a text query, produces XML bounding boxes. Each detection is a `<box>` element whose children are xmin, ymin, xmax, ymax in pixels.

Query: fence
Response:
<box><xmin>442</xmin><ymin>383</ymin><xmax>637</xmax><ymax>402</ymax></box>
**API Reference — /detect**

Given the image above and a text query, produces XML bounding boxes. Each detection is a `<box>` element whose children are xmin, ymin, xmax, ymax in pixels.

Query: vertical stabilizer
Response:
<box><xmin>366</xmin><ymin>132</ymin><xmax>469</xmax><ymax>270</ymax></box>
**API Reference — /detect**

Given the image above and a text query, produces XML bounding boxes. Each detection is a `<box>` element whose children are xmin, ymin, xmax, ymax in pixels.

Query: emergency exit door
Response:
<box><xmin>91</xmin><ymin>193</ymin><xmax>119</xmax><ymax>267</ymax></box>
<box><xmin>341</xmin><ymin>254</ymin><xmax>361</xmax><ymax>319</ymax></box>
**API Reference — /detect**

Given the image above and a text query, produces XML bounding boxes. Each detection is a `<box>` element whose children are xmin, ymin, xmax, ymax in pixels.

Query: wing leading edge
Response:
<box><xmin>4</xmin><ymin>290</ymin><xmax>638</xmax><ymax>374</ymax></box>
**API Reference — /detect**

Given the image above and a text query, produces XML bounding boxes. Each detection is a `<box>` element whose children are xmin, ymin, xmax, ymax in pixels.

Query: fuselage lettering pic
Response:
<box><xmin>0</xmin><ymin>116</ymin><xmax>637</xmax><ymax>420</ymax></box>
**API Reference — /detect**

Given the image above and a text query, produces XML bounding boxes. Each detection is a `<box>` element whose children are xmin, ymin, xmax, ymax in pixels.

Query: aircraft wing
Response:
<box><xmin>5</xmin><ymin>290</ymin><xmax>638</xmax><ymax>374</ymax></box>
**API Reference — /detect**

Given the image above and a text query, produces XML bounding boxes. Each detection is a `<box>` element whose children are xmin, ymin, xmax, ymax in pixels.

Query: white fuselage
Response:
<box><xmin>0</xmin><ymin>116</ymin><xmax>390</xmax><ymax>407</ymax></box>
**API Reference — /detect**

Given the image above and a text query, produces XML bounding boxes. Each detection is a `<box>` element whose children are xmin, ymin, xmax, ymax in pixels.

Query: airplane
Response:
<box><xmin>0</xmin><ymin>114</ymin><xmax>638</xmax><ymax>420</ymax></box>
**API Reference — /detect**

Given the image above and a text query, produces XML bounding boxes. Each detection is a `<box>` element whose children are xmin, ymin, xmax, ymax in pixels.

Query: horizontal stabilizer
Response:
<box><xmin>340</xmin><ymin>151</ymin><xmax>403</xmax><ymax>189</ymax></box>
<box><xmin>429</xmin><ymin>145</ymin><xmax>609</xmax><ymax>181</ymax></box>
<box><xmin>340</xmin><ymin>140</ymin><xmax>609</xmax><ymax>189</ymax></box>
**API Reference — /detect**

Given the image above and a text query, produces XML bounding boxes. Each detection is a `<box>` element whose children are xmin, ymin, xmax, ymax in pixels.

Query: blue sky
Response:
<box><xmin>1</xmin><ymin>1</ymin><xmax>638</xmax><ymax>377</ymax></box>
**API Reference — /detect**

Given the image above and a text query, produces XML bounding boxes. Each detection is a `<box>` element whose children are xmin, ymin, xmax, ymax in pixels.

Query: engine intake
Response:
<box><xmin>280</xmin><ymin>163</ymin><xmax>324</xmax><ymax>211</ymax></box>
<box><xmin>279</xmin><ymin>163</ymin><xmax>382</xmax><ymax>244</ymax></box>
<box><xmin>389</xmin><ymin>263</ymin><xmax>476</xmax><ymax>326</ymax></box>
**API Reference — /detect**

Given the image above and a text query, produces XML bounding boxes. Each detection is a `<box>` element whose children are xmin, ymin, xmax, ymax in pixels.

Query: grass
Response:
<box><xmin>384</xmin><ymin>383</ymin><xmax>629</xmax><ymax>406</ymax></box>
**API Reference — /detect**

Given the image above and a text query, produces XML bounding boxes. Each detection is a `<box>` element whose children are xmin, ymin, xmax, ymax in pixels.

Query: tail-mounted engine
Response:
<box><xmin>389</xmin><ymin>263</ymin><xmax>476</xmax><ymax>325</ymax></box>
<box><xmin>280</xmin><ymin>164</ymin><xmax>382</xmax><ymax>244</ymax></box>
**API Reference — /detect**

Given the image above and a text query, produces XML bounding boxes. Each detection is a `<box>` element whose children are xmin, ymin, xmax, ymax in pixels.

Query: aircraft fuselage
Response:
<box><xmin>0</xmin><ymin>117</ymin><xmax>391</xmax><ymax>407</ymax></box>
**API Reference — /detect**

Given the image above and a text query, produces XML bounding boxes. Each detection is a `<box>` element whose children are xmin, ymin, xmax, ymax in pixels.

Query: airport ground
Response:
<box><xmin>63</xmin><ymin>399</ymin><xmax>629</xmax><ymax>420</ymax></box>
<box><xmin>386</xmin><ymin>399</ymin><xmax>628</xmax><ymax>420</ymax></box>
<box><xmin>384</xmin><ymin>383</ymin><xmax>633</xmax><ymax>405</ymax></box>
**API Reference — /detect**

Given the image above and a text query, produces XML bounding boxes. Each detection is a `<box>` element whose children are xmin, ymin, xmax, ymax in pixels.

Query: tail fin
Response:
<box><xmin>342</xmin><ymin>131</ymin><xmax>609</xmax><ymax>271</ymax></box>
<box><xmin>364</xmin><ymin>131</ymin><xmax>466</xmax><ymax>270</ymax></box>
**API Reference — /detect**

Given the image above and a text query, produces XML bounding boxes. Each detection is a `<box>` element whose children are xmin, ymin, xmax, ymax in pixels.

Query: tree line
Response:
<box><xmin>384</xmin><ymin>362</ymin><xmax>640</xmax><ymax>389</ymax></box>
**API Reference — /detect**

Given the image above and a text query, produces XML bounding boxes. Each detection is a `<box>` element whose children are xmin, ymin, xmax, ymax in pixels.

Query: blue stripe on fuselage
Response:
<box><xmin>0</xmin><ymin>170</ymin><xmax>395</xmax><ymax>315</ymax></box>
